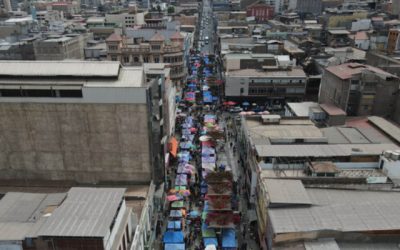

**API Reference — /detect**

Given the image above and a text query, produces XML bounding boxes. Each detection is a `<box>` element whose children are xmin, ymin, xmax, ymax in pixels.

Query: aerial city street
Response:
<box><xmin>1</xmin><ymin>0</ymin><xmax>400</xmax><ymax>249</ymax></box>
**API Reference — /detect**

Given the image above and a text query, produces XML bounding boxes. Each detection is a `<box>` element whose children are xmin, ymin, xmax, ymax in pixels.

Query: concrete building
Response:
<box><xmin>0</xmin><ymin>0</ymin><xmax>17</xmax><ymax>12</ymax></box>
<box><xmin>297</xmin><ymin>0</ymin><xmax>322</xmax><ymax>14</ymax></box>
<box><xmin>265</xmin><ymin>0</ymin><xmax>284</xmax><ymax>13</ymax></box>
<box><xmin>33</xmin><ymin>34</ymin><xmax>89</xmax><ymax>60</ymax></box>
<box><xmin>319</xmin><ymin>63</ymin><xmax>400</xmax><ymax>117</ymax></box>
<box><xmin>327</xmin><ymin>29</ymin><xmax>350</xmax><ymax>47</ymax></box>
<box><xmin>349</xmin><ymin>31</ymin><xmax>370</xmax><ymax>50</ymax></box>
<box><xmin>224</xmin><ymin>54</ymin><xmax>306</xmax><ymax>105</ymax></box>
<box><xmin>37</xmin><ymin>188</ymin><xmax>134</xmax><ymax>250</ymax></box>
<box><xmin>36</xmin><ymin>10</ymin><xmax>63</xmax><ymax>23</ymax></box>
<box><xmin>0</xmin><ymin>17</ymin><xmax>37</xmax><ymax>42</ymax></box>
<box><xmin>246</xmin><ymin>3</ymin><xmax>275</xmax><ymax>23</ymax></box>
<box><xmin>35</xmin><ymin>2</ymin><xmax>80</xmax><ymax>19</ymax></box>
<box><xmin>323</xmin><ymin>9</ymin><xmax>368</xmax><ymax>28</ymax></box>
<box><xmin>0</xmin><ymin>61</ymin><xmax>170</xmax><ymax>184</ymax></box>
<box><xmin>0</xmin><ymin>37</ymin><xmax>36</xmax><ymax>60</ymax></box>
<box><xmin>386</xmin><ymin>29</ymin><xmax>400</xmax><ymax>52</ymax></box>
<box><xmin>106</xmin><ymin>32</ymin><xmax>187</xmax><ymax>88</ymax></box>
<box><xmin>105</xmin><ymin>12</ymin><xmax>147</xmax><ymax>29</ymax></box>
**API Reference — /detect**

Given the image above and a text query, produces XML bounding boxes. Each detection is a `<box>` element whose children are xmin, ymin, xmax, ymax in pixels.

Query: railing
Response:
<box><xmin>171</xmin><ymin>71</ymin><xmax>186</xmax><ymax>78</ymax></box>
<box><xmin>164</xmin><ymin>46</ymin><xmax>181</xmax><ymax>52</ymax></box>
<box><xmin>131</xmin><ymin>62</ymin><xmax>142</xmax><ymax>66</ymax></box>
<box><xmin>122</xmin><ymin>48</ymin><xmax>150</xmax><ymax>53</ymax></box>
<box><xmin>170</xmin><ymin>61</ymin><xmax>184</xmax><ymax>66</ymax></box>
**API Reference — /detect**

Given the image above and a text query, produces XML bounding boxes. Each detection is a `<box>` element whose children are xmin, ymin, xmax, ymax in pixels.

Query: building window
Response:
<box><xmin>240</xmin><ymin>88</ymin><xmax>244</xmax><ymax>94</ymax></box>
<box><xmin>152</xmin><ymin>45</ymin><xmax>161</xmax><ymax>51</ymax></box>
<box><xmin>111</xmin><ymin>56</ymin><xmax>117</xmax><ymax>61</ymax></box>
<box><xmin>154</xmin><ymin>56</ymin><xmax>160</xmax><ymax>63</ymax></box>
<box><xmin>134</xmin><ymin>57</ymin><xmax>139</xmax><ymax>62</ymax></box>
<box><xmin>240</xmin><ymin>79</ymin><xmax>245</xmax><ymax>84</ymax></box>
<box><xmin>109</xmin><ymin>45</ymin><xmax>118</xmax><ymax>51</ymax></box>
<box><xmin>123</xmin><ymin>56</ymin><xmax>129</xmax><ymax>63</ymax></box>
<box><xmin>363</xmin><ymin>105</ymin><xmax>369</xmax><ymax>109</ymax></box>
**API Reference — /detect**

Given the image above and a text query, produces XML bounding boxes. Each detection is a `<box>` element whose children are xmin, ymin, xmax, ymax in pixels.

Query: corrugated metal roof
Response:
<box><xmin>0</xmin><ymin>192</ymin><xmax>66</xmax><ymax>241</ymax></box>
<box><xmin>367</xmin><ymin>116</ymin><xmax>400</xmax><ymax>144</ymax></box>
<box><xmin>304</xmin><ymin>239</ymin><xmax>340</xmax><ymax>250</ymax></box>
<box><xmin>255</xmin><ymin>143</ymin><xmax>399</xmax><ymax>157</ymax></box>
<box><xmin>264</xmin><ymin>179</ymin><xmax>311</xmax><ymax>205</ymax></box>
<box><xmin>338</xmin><ymin>242</ymin><xmax>400</xmax><ymax>250</ymax></box>
<box><xmin>269</xmin><ymin>188</ymin><xmax>400</xmax><ymax>234</ymax></box>
<box><xmin>0</xmin><ymin>61</ymin><xmax>121</xmax><ymax>77</ymax></box>
<box><xmin>38</xmin><ymin>188</ymin><xmax>125</xmax><ymax>237</ymax></box>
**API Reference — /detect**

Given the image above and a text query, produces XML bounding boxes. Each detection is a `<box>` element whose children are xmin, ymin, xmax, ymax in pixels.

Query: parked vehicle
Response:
<box><xmin>251</xmin><ymin>106</ymin><xmax>264</xmax><ymax>112</ymax></box>
<box><xmin>230</xmin><ymin>107</ymin><xmax>243</xmax><ymax>113</ymax></box>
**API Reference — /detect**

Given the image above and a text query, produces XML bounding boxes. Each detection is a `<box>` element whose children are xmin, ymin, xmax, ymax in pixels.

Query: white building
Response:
<box><xmin>265</xmin><ymin>0</ymin><xmax>284</xmax><ymax>13</ymax></box>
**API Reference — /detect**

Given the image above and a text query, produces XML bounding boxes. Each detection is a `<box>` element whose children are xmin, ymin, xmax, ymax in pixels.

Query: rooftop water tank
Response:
<box><xmin>384</xmin><ymin>150</ymin><xmax>392</xmax><ymax>158</ymax></box>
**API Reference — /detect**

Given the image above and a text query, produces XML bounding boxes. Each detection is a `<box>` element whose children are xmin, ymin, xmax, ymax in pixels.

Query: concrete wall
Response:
<box><xmin>0</xmin><ymin>102</ymin><xmax>152</xmax><ymax>184</ymax></box>
<box><xmin>319</xmin><ymin>69</ymin><xmax>349</xmax><ymax>111</ymax></box>
<box><xmin>225</xmin><ymin>76</ymin><xmax>249</xmax><ymax>96</ymax></box>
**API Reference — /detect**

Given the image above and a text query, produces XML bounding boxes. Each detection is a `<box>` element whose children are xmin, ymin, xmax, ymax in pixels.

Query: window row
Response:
<box><xmin>0</xmin><ymin>89</ymin><xmax>83</xmax><ymax>98</ymax></box>
<box><xmin>248</xmin><ymin>87</ymin><xmax>305</xmax><ymax>94</ymax></box>
<box><xmin>249</xmin><ymin>78</ymin><xmax>304</xmax><ymax>84</ymax></box>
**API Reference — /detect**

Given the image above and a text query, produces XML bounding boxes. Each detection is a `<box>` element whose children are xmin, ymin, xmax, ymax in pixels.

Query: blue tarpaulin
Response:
<box><xmin>165</xmin><ymin>244</ymin><xmax>185</xmax><ymax>250</ymax></box>
<box><xmin>170</xmin><ymin>210</ymin><xmax>183</xmax><ymax>218</ymax></box>
<box><xmin>164</xmin><ymin>231</ymin><xmax>184</xmax><ymax>243</ymax></box>
<box><xmin>167</xmin><ymin>221</ymin><xmax>182</xmax><ymax>230</ymax></box>
<box><xmin>204</xmin><ymin>238</ymin><xmax>218</xmax><ymax>247</ymax></box>
<box><xmin>202</xmin><ymin>223</ymin><xmax>209</xmax><ymax>229</ymax></box>
<box><xmin>222</xmin><ymin>229</ymin><xmax>236</xmax><ymax>248</ymax></box>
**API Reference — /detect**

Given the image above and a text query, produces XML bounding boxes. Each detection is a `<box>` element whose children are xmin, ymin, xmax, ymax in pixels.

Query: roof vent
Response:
<box><xmin>348</xmin><ymin>64</ymin><xmax>366</xmax><ymax>69</ymax></box>
<box><xmin>351</xmin><ymin>148</ymin><xmax>362</xmax><ymax>152</ymax></box>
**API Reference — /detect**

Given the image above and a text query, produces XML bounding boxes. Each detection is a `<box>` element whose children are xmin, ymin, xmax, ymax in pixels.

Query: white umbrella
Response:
<box><xmin>252</xmin><ymin>103</ymin><xmax>257</xmax><ymax>106</ymax></box>
<box><xmin>205</xmin><ymin>245</ymin><xmax>217</xmax><ymax>250</ymax></box>
<box><xmin>199</xmin><ymin>136</ymin><xmax>212</xmax><ymax>141</ymax></box>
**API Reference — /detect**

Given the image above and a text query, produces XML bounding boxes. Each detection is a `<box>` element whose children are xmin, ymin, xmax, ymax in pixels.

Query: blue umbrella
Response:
<box><xmin>242</xmin><ymin>102</ymin><xmax>250</xmax><ymax>106</ymax></box>
<box><xmin>201</xmin><ymin>131</ymin><xmax>207</xmax><ymax>135</ymax></box>
<box><xmin>190</xmin><ymin>211</ymin><xmax>199</xmax><ymax>216</ymax></box>
<box><xmin>220</xmin><ymin>164</ymin><xmax>226</xmax><ymax>169</ymax></box>
<box><xmin>212</xmin><ymin>97</ymin><xmax>218</xmax><ymax>101</ymax></box>
<box><xmin>191</xmin><ymin>66</ymin><xmax>197</xmax><ymax>70</ymax></box>
<box><xmin>195</xmin><ymin>90</ymin><xmax>200</xmax><ymax>93</ymax></box>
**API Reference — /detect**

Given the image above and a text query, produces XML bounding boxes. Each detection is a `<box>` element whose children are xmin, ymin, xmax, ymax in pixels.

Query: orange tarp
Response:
<box><xmin>170</xmin><ymin>136</ymin><xmax>178</xmax><ymax>157</ymax></box>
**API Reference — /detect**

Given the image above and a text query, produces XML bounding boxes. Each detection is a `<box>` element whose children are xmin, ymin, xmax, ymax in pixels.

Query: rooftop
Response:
<box><xmin>268</xmin><ymin>188</ymin><xmax>400</xmax><ymax>234</ymax></box>
<box><xmin>106</xmin><ymin>33</ymin><xmax>122</xmax><ymax>42</ymax></box>
<box><xmin>286</xmin><ymin>102</ymin><xmax>319</xmax><ymax>117</ymax></box>
<box><xmin>368</xmin><ymin>116</ymin><xmax>400</xmax><ymax>144</ymax></box>
<box><xmin>321</xmin><ymin>127</ymin><xmax>371</xmax><ymax>144</ymax></box>
<box><xmin>327</xmin><ymin>30</ymin><xmax>350</xmax><ymax>35</ymax></box>
<box><xmin>306</xmin><ymin>161</ymin><xmax>340</xmax><ymax>173</ymax></box>
<box><xmin>227</xmin><ymin>68</ymin><xmax>306</xmax><ymax>77</ymax></box>
<box><xmin>325</xmin><ymin>63</ymin><xmax>398</xmax><ymax>80</ymax></box>
<box><xmin>0</xmin><ymin>192</ymin><xmax>66</xmax><ymax>241</ymax></box>
<box><xmin>255</xmin><ymin>143</ymin><xmax>399</xmax><ymax>157</ymax></box>
<box><xmin>264</xmin><ymin>179</ymin><xmax>311</xmax><ymax>206</ymax></box>
<box><xmin>0</xmin><ymin>61</ymin><xmax>121</xmax><ymax>77</ymax></box>
<box><xmin>346</xmin><ymin>116</ymin><xmax>396</xmax><ymax>144</ymax></box>
<box><xmin>319</xmin><ymin>103</ymin><xmax>346</xmax><ymax>116</ymax></box>
<box><xmin>38</xmin><ymin>188</ymin><xmax>125</xmax><ymax>237</ymax></box>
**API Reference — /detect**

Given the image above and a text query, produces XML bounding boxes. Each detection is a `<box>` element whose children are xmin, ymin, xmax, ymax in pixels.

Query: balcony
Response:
<box><xmin>164</xmin><ymin>46</ymin><xmax>181</xmax><ymax>53</ymax></box>
<box><xmin>170</xmin><ymin>61</ymin><xmax>184</xmax><ymax>66</ymax></box>
<box><xmin>131</xmin><ymin>62</ymin><xmax>143</xmax><ymax>66</ymax></box>
<box><xmin>122</xmin><ymin>48</ymin><xmax>150</xmax><ymax>53</ymax></box>
<box><xmin>171</xmin><ymin>71</ymin><xmax>186</xmax><ymax>78</ymax></box>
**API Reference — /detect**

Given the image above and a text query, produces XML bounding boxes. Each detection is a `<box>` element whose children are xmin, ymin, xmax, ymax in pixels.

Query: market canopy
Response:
<box><xmin>202</xmin><ymin>212</ymin><xmax>209</xmax><ymax>220</ymax></box>
<box><xmin>222</xmin><ymin>229</ymin><xmax>236</xmax><ymax>248</ymax></box>
<box><xmin>165</xmin><ymin>244</ymin><xmax>185</xmax><ymax>250</ymax></box>
<box><xmin>167</xmin><ymin>220</ymin><xmax>182</xmax><ymax>230</ymax></box>
<box><xmin>164</xmin><ymin>231</ymin><xmax>184</xmax><ymax>243</ymax></box>
<box><xmin>202</xmin><ymin>228</ymin><xmax>216</xmax><ymax>238</ymax></box>
<box><xmin>170</xmin><ymin>136</ymin><xmax>178</xmax><ymax>157</ymax></box>
<box><xmin>204</xmin><ymin>238</ymin><xmax>218</xmax><ymax>247</ymax></box>
<box><xmin>171</xmin><ymin>200</ymin><xmax>185</xmax><ymax>208</ymax></box>
<box><xmin>169</xmin><ymin>210</ymin><xmax>183</xmax><ymax>218</ymax></box>
<box><xmin>174</xmin><ymin>185</ymin><xmax>186</xmax><ymax>191</ymax></box>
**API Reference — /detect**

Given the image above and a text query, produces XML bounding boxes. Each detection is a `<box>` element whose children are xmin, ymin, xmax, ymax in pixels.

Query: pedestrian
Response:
<box><xmin>230</xmin><ymin>142</ymin><xmax>233</xmax><ymax>148</ymax></box>
<box><xmin>242</xmin><ymin>230</ymin><xmax>246</xmax><ymax>238</ymax></box>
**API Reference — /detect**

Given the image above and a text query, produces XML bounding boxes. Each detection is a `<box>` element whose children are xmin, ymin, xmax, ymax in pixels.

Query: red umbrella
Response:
<box><xmin>186</xmin><ymin>97</ymin><xmax>195</xmax><ymax>101</ymax></box>
<box><xmin>191</xmin><ymin>80</ymin><xmax>197</xmax><ymax>82</ymax></box>
<box><xmin>216</xmin><ymin>80</ymin><xmax>223</xmax><ymax>84</ymax></box>
<box><xmin>221</xmin><ymin>102</ymin><xmax>228</xmax><ymax>105</ymax></box>
<box><xmin>227</xmin><ymin>101</ymin><xmax>236</xmax><ymax>105</ymax></box>
<box><xmin>189</xmin><ymin>127</ymin><xmax>197</xmax><ymax>132</ymax></box>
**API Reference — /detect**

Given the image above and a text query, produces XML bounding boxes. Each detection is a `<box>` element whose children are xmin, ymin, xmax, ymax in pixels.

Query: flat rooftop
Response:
<box><xmin>38</xmin><ymin>188</ymin><xmax>125</xmax><ymax>237</ymax></box>
<box><xmin>227</xmin><ymin>68</ymin><xmax>306</xmax><ymax>77</ymax></box>
<box><xmin>255</xmin><ymin>143</ymin><xmax>399</xmax><ymax>157</ymax></box>
<box><xmin>269</xmin><ymin>188</ymin><xmax>400</xmax><ymax>234</ymax></box>
<box><xmin>245</xmin><ymin>118</ymin><xmax>324</xmax><ymax>141</ymax></box>
<box><xmin>287</xmin><ymin>102</ymin><xmax>319</xmax><ymax>117</ymax></box>
<box><xmin>321</xmin><ymin>127</ymin><xmax>371</xmax><ymax>144</ymax></box>
<box><xmin>346</xmin><ymin>116</ymin><xmax>396</xmax><ymax>144</ymax></box>
<box><xmin>0</xmin><ymin>192</ymin><xmax>66</xmax><ymax>241</ymax></box>
<box><xmin>264</xmin><ymin>179</ymin><xmax>311</xmax><ymax>206</ymax></box>
<box><xmin>368</xmin><ymin>116</ymin><xmax>400</xmax><ymax>145</ymax></box>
